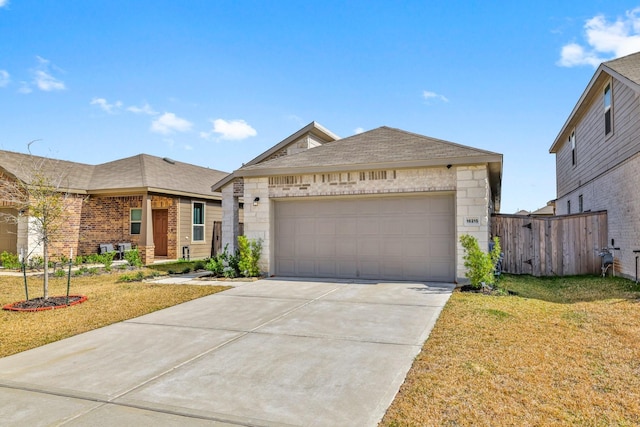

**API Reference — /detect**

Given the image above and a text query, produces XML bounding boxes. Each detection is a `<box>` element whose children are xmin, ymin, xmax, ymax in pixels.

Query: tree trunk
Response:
<box><xmin>43</xmin><ymin>242</ymin><xmax>49</xmax><ymax>299</ymax></box>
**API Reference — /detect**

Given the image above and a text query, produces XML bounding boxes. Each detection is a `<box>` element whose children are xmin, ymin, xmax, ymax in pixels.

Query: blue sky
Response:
<box><xmin>2</xmin><ymin>1</ymin><xmax>640</xmax><ymax>213</ymax></box>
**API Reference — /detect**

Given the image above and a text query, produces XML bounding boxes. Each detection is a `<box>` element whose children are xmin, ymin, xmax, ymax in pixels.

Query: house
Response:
<box><xmin>0</xmin><ymin>150</ymin><xmax>229</xmax><ymax>264</ymax></box>
<box><xmin>212</xmin><ymin>122</ymin><xmax>503</xmax><ymax>283</ymax></box>
<box><xmin>549</xmin><ymin>51</ymin><xmax>640</xmax><ymax>279</ymax></box>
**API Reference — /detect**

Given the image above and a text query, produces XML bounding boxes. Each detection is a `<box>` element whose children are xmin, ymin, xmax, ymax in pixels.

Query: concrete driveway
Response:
<box><xmin>0</xmin><ymin>278</ymin><xmax>454</xmax><ymax>426</ymax></box>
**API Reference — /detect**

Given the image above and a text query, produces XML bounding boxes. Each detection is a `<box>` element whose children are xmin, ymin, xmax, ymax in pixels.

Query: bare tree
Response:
<box><xmin>0</xmin><ymin>145</ymin><xmax>73</xmax><ymax>299</ymax></box>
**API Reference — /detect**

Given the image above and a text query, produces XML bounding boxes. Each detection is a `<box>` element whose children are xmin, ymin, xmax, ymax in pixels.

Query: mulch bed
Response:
<box><xmin>3</xmin><ymin>295</ymin><xmax>88</xmax><ymax>312</ymax></box>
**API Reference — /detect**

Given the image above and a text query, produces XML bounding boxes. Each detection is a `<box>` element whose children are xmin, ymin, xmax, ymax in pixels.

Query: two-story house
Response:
<box><xmin>550</xmin><ymin>51</ymin><xmax>640</xmax><ymax>279</ymax></box>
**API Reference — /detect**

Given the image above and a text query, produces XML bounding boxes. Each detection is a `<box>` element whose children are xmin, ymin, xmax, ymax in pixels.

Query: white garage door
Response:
<box><xmin>274</xmin><ymin>194</ymin><xmax>455</xmax><ymax>282</ymax></box>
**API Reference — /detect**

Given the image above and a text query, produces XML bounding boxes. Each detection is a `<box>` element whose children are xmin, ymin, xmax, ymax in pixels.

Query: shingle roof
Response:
<box><xmin>0</xmin><ymin>150</ymin><xmax>227</xmax><ymax>198</ymax></box>
<box><xmin>239</xmin><ymin>126</ymin><xmax>501</xmax><ymax>172</ymax></box>
<box><xmin>604</xmin><ymin>51</ymin><xmax>640</xmax><ymax>85</ymax></box>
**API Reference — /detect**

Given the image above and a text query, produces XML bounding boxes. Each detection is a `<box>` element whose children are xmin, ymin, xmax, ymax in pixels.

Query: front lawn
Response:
<box><xmin>382</xmin><ymin>275</ymin><xmax>640</xmax><ymax>426</ymax></box>
<box><xmin>0</xmin><ymin>272</ymin><xmax>228</xmax><ymax>358</ymax></box>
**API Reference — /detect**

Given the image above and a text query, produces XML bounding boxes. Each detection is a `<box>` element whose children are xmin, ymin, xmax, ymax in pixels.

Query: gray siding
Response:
<box><xmin>556</xmin><ymin>76</ymin><xmax>640</xmax><ymax>198</ymax></box>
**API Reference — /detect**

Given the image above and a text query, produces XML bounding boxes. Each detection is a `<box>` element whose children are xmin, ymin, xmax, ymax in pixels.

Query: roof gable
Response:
<box><xmin>550</xmin><ymin>51</ymin><xmax>640</xmax><ymax>153</ymax></box>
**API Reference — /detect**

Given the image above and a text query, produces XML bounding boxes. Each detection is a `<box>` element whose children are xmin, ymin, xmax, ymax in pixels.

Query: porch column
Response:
<box><xmin>139</xmin><ymin>193</ymin><xmax>155</xmax><ymax>265</ymax></box>
<box><xmin>221</xmin><ymin>180</ymin><xmax>241</xmax><ymax>254</ymax></box>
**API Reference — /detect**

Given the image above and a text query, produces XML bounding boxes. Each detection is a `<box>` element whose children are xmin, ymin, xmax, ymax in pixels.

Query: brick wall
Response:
<box><xmin>556</xmin><ymin>152</ymin><xmax>640</xmax><ymax>279</ymax></box>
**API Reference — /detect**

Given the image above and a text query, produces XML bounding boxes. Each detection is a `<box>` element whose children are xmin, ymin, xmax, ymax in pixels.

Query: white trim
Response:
<box><xmin>191</xmin><ymin>201</ymin><xmax>205</xmax><ymax>242</ymax></box>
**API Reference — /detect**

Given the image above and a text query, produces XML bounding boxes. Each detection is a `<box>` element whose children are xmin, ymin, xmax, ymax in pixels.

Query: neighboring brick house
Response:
<box><xmin>0</xmin><ymin>150</ymin><xmax>228</xmax><ymax>264</ymax></box>
<box><xmin>212</xmin><ymin>122</ymin><xmax>503</xmax><ymax>283</ymax></box>
<box><xmin>550</xmin><ymin>51</ymin><xmax>640</xmax><ymax>279</ymax></box>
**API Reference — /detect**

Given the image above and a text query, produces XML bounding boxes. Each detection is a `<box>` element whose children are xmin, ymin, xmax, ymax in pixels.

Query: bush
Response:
<box><xmin>237</xmin><ymin>236</ymin><xmax>263</xmax><ymax>277</ymax></box>
<box><xmin>194</xmin><ymin>260</ymin><xmax>206</xmax><ymax>271</ymax></box>
<box><xmin>118</xmin><ymin>270</ymin><xmax>146</xmax><ymax>282</ymax></box>
<box><xmin>54</xmin><ymin>269</ymin><xmax>66</xmax><ymax>278</ymax></box>
<box><xmin>124</xmin><ymin>249</ymin><xmax>143</xmax><ymax>267</ymax></box>
<box><xmin>0</xmin><ymin>251</ymin><xmax>21</xmax><ymax>269</ymax></box>
<box><xmin>460</xmin><ymin>234</ymin><xmax>502</xmax><ymax>289</ymax></box>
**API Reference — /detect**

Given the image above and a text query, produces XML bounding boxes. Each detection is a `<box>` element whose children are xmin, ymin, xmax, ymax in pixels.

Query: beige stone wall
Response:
<box><xmin>455</xmin><ymin>166</ymin><xmax>491</xmax><ymax>281</ymax></box>
<box><xmin>240</xmin><ymin>165</ymin><xmax>491</xmax><ymax>282</ymax></box>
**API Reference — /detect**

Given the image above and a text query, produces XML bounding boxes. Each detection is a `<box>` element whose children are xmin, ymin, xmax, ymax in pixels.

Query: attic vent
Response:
<box><xmin>163</xmin><ymin>157</ymin><xmax>176</xmax><ymax>164</ymax></box>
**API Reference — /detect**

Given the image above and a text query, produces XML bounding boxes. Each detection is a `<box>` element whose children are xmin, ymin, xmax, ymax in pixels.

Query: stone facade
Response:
<box><xmin>230</xmin><ymin>165</ymin><xmax>492</xmax><ymax>282</ymax></box>
<box><xmin>556</xmin><ymin>152</ymin><xmax>640</xmax><ymax>279</ymax></box>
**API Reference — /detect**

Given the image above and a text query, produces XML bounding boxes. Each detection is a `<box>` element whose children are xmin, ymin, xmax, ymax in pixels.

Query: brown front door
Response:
<box><xmin>152</xmin><ymin>210</ymin><xmax>168</xmax><ymax>257</ymax></box>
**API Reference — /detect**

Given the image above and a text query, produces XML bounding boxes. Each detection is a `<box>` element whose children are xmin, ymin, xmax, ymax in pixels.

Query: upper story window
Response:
<box><xmin>578</xmin><ymin>195</ymin><xmax>583</xmax><ymax>213</ymax></box>
<box><xmin>130</xmin><ymin>209</ymin><xmax>142</xmax><ymax>235</ymax></box>
<box><xmin>604</xmin><ymin>83</ymin><xmax>612</xmax><ymax>135</ymax></box>
<box><xmin>192</xmin><ymin>202</ymin><xmax>205</xmax><ymax>242</ymax></box>
<box><xmin>570</xmin><ymin>130</ymin><xmax>576</xmax><ymax>166</ymax></box>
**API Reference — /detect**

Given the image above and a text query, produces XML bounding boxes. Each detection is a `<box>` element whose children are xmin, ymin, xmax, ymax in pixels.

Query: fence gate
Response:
<box><xmin>491</xmin><ymin>211</ymin><xmax>607</xmax><ymax>276</ymax></box>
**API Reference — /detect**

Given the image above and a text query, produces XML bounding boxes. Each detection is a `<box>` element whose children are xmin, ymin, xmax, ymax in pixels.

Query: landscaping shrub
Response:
<box><xmin>124</xmin><ymin>249</ymin><xmax>143</xmax><ymax>267</ymax></box>
<box><xmin>0</xmin><ymin>251</ymin><xmax>21</xmax><ymax>269</ymax></box>
<box><xmin>459</xmin><ymin>234</ymin><xmax>502</xmax><ymax>289</ymax></box>
<box><xmin>237</xmin><ymin>235</ymin><xmax>263</xmax><ymax>277</ymax></box>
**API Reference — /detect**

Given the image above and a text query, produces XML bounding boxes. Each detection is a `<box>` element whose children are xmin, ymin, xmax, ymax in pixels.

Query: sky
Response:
<box><xmin>2</xmin><ymin>1</ymin><xmax>640</xmax><ymax>213</ymax></box>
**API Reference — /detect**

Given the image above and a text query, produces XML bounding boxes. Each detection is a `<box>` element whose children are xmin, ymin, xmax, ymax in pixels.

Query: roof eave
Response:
<box><xmin>234</xmin><ymin>154</ymin><xmax>503</xmax><ymax>178</ymax></box>
<box><xmin>87</xmin><ymin>187</ymin><xmax>222</xmax><ymax>200</ymax></box>
<box><xmin>549</xmin><ymin>63</ymin><xmax>640</xmax><ymax>153</ymax></box>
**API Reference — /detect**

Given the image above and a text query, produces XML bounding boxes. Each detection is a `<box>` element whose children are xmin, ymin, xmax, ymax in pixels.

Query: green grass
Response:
<box><xmin>382</xmin><ymin>274</ymin><xmax>640</xmax><ymax>426</ymax></box>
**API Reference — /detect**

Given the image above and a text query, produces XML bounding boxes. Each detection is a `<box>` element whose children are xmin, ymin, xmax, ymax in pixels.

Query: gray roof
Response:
<box><xmin>0</xmin><ymin>150</ymin><xmax>228</xmax><ymax>198</ymax></box>
<box><xmin>239</xmin><ymin>126</ymin><xmax>501</xmax><ymax>173</ymax></box>
<box><xmin>604</xmin><ymin>51</ymin><xmax>640</xmax><ymax>85</ymax></box>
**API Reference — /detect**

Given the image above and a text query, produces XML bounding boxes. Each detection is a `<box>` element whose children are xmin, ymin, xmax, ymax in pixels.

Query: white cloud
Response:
<box><xmin>0</xmin><ymin>0</ymin><xmax>9</xmax><ymax>8</ymax></box>
<box><xmin>0</xmin><ymin>70</ymin><xmax>9</xmax><ymax>87</ymax></box>
<box><xmin>151</xmin><ymin>112</ymin><xmax>193</xmax><ymax>134</ymax></box>
<box><xmin>31</xmin><ymin>56</ymin><xmax>66</xmax><ymax>91</ymax></box>
<box><xmin>354</xmin><ymin>127</ymin><xmax>365</xmax><ymax>134</ymax></box>
<box><xmin>127</xmin><ymin>103</ymin><xmax>157</xmax><ymax>115</ymax></box>
<box><xmin>90</xmin><ymin>97</ymin><xmax>123</xmax><ymax>114</ymax></box>
<box><xmin>423</xmin><ymin>90</ymin><xmax>449</xmax><ymax>103</ymax></box>
<box><xmin>559</xmin><ymin>8</ymin><xmax>640</xmax><ymax>67</ymax></box>
<box><xmin>202</xmin><ymin>119</ymin><xmax>257</xmax><ymax>141</ymax></box>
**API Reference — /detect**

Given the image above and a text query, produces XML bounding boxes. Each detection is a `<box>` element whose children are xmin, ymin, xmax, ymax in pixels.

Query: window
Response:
<box><xmin>130</xmin><ymin>209</ymin><xmax>142</xmax><ymax>235</ymax></box>
<box><xmin>578</xmin><ymin>195</ymin><xmax>583</xmax><ymax>213</ymax></box>
<box><xmin>192</xmin><ymin>202</ymin><xmax>205</xmax><ymax>241</ymax></box>
<box><xmin>570</xmin><ymin>130</ymin><xmax>576</xmax><ymax>166</ymax></box>
<box><xmin>604</xmin><ymin>83</ymin><xmax>612</xmax><ymax>135</ymax></box>
<box><xmin>567</xmin><ymin>200</ymin><xmax>571</xmax><ymax>215</ymax></box>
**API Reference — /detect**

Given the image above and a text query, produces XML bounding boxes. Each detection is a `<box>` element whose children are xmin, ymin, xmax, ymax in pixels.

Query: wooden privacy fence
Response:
<box><xmin>491</xmin><ymin>211</ymin><xmax>608</xmax><ymax>276</ymax></box>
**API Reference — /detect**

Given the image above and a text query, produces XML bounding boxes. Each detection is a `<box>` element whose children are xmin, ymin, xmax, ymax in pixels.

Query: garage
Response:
<box><xmin>0</xmin><ymin>208</ymin><xmax>17</xmax><ymax>255</ymax></box>
<box><xmin>274</xmin><ymin>194</ymin><xmax>455</xmax><ymax>281</ymax></box>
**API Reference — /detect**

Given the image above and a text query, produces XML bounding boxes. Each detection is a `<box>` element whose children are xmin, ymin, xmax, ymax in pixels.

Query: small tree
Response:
<box><xmin>237</xmin><ymin>235</ymin><xmax>263</xmax><ymax>277</ymax></box>
<box><xmin>459</xmin><ymin>234</ymin><xmax>502</xmax><ymax>289</ymax></box>
<box><xmin>0</xmin><ymin>145</ymin><xmax>74</xmax><ymax>299</ymax></box>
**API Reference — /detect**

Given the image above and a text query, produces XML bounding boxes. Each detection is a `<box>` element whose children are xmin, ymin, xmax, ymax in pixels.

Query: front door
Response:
<box><xmin>152</xmin><ymin>210</ymin><xmax>168</xmax><ymax>257</ymax></box>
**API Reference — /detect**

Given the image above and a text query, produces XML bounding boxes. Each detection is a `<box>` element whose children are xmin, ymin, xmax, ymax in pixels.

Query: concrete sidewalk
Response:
<box><xmin>0</xmin><ymin>278</ymin><xmax>454</xmax><ymax>426</ymax></box>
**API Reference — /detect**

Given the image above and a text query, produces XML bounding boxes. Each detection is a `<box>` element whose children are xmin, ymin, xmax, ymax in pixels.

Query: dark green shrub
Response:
<box><xmin>194</xmin><ymin>260</ymin><xmax>206</xmax><ymax>271</ymax></box>
<box><xmin>54</xmin><ymin>269</ymin><xmax>66</xmax><ymax>278</ymax></box>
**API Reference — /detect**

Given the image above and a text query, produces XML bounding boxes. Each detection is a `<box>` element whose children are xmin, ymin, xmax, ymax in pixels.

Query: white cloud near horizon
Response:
<box><xmin>354</xmin><ymin>127</ymin><xmax>365</xmax><ymax>134</ymax></box>
<box><xmin>90</xmin><ymin>97</ymin><xmax>123</xmax><ymax>114</ymax></box>
<box><xmin>423</xmin><ymin>90</ymin><xmax>449</xmax><ymax>103</ymax></box>
<box><xmin>0</xmin><ymin>70</ymin><xmax>9</xmax><ymax>87</ymax></box>
<box><xmin>201</xmin><ymin>119</ymin><xmax>257</xmax><ymax>141</ymax></box>
<box><xmin>559</xmin><ymin>8</ymin><xmax>640</xmax><ymax>67</ymax></box>
<box><xmin>151</xmin><ymin>112</ymin><xmax>193</xmax><ymax>134</ymax></box>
